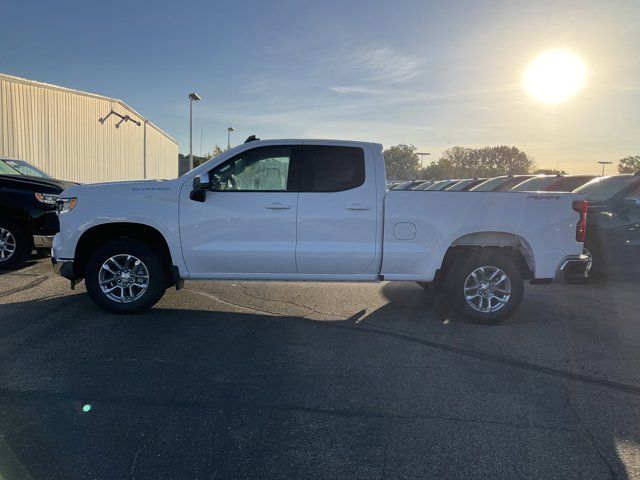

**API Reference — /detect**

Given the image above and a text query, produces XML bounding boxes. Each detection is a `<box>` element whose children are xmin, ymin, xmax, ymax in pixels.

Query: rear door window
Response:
<box><xmin>297</xmin><ymin>146</ymin><xmax>365</xmax><ymax>192</ymax></box>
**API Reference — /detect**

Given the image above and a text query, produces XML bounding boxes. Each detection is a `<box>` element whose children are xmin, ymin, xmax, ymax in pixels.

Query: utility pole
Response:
<box><xmin>227</xmin><ymin>127</ymin><xmax>235</xmax><ymax>150</ymax></box>
<box><xmin>416</xmin><ymin>152</ymin><xmax>431</xmax><ymax>170</ymax></box>
<box><xmin>598</xmin><ymin>161</ymin><xmax>612</xmax><ymax>177</ymax></box>
<box><xmin>188</xmin><ymin>92</ymin><xmax>201</xmax><ymax>171</ymax></box>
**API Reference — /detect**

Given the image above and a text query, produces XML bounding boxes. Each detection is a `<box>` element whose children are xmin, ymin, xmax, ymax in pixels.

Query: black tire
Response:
<box><xmin>584</xmin><ymin>241</ymin><xmax>606</xmax><ymax>280</ymax></box>
<box><xmin>84</xmin><ymin>238</ymin><xmax>168</xmax><ymax>314</ymax></box>
<box><xmin>416</xmin><ymin>281</ymin><xmax>431</xmax><ymax>291</ymax></box>
<box><xmin>446</xmin><ymin>251</ymin><xmax>524</xmax><ymax>325</ymax></box>
<box><xmin>0</xmin><ymin>220</ymin><xmax>30</xmax><ymax>270</ymax></box>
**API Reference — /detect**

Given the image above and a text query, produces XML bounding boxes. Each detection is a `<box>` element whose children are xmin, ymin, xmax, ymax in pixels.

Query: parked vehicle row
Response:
<box><xmin>388</xmin><ymin>174</ymin><xmax>597</xmax><ymax>193</ymax></box>
<box><xmin>2</xmin><ymin>150</ymin><xmax>635</xmax><ymax>321</ymax></box>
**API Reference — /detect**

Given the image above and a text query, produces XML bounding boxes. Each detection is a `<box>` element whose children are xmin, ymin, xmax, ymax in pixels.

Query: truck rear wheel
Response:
<box><xmin>84</xmin><ymin>239</ymin><xmax>168</xmax><ymax>314</ymax></box>
<box><xmin>446</xmin><ymin>251</ymin><xmax>524</xmax><ymax>324</ymax></box>
<box><xmin>0</xmin><ymin>220</ymin><xmax>29</xmax><ymax>270</ymax></box>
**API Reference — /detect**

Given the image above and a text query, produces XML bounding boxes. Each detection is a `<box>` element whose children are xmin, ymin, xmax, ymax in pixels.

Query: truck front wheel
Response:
<box><xmin>446</xmin><ymin>251</ymin><xmax>524</xmax><ymax>324</ymax></box>
<box><xmin>84</xmin><ymin>239</ymin><xmax>168</xmax><ymax>314</ymax></box>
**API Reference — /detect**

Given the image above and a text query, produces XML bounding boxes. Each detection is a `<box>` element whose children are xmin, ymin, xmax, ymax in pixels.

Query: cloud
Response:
<box><xmin>341</xmin><ymin>46</ymin><xmax>423</xmax><ymax>84</ymax></box>
<box><xmin>329</xmin><ymin>86</ymin><xmax>384</xmax><ymax>95</ymax></box>
<box><xmin>329</xmin><ymin>83</ymin><xmax>518</xmax><ymax>107</ymax></box>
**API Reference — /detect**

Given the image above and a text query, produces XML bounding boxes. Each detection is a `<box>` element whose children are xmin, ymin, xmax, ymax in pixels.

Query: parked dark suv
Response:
<box><xmin>573</xmin><ymin>173</ymin><xmax>640</xmax><ymax>275</ymax></box>
<box><xmin>0</xmin><ymin>159</ymin><xmax>77</xmax><ymax>269</ymax></box>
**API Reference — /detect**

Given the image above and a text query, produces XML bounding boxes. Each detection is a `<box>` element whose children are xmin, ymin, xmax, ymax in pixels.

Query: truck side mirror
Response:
<box><xmin>192</xmin><ymin>173</ymin><xmax>211</xmax><ymax>191</ymax></box>
<box><xmin>190</xmin><ymin>173</ymin><xmax>211</xmax><ymax>202</ymax></box>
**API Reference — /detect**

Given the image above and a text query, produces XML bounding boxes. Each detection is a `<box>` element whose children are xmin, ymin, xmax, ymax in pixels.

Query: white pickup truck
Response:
<box><xmin>52</xmin><ymin>138</ymin><xmax>590</xmax><ymax>323</ymax></box>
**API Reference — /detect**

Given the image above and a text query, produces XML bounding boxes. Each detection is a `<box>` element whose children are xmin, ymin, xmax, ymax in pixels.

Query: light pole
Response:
<box><xmin>227</xmin><ymin>127</ymin><xmax>235</xmax><ymax>150</ymax></box>
<box><xmin>416</xmin><ymin>152</ymin><xmax>431</xmax><ymax>170</ymax></box>
<box><xmin>598</xmin><ymin>161</ymin><xmax>612</xmax><ymax>177</ymax></box>
<box><xmin>188</xmin><ymin>92</ymin><xmax>201</xmax><ymax>171</ymax></box>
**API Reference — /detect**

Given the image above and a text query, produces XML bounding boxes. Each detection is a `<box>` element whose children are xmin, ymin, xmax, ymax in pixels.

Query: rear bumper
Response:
<box><xmin>556</xmin><ymin>254</ymin><xmax>591</xmax><ymax>282</ymax></box>
<box><xmin>51</xmin><ymin>257</ymin><xmax>77</xmax><ymax>281</ymax></box>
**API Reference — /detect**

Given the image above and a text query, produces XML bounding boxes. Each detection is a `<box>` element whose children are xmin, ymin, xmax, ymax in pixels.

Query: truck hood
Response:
<box><xmin>0</xmin><ymin>174</ymin><xmax>79</xmax><ymax>193</ymax></box>
<box><xmin>61</xmin><ymin>178</ymin><xmax>178</xmax><ymax>197</ymax></box>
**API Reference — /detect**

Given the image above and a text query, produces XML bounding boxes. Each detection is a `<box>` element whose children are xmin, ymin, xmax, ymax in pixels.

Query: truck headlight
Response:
<box><xmin>56</xmin><ymin>197</ymin><xmax>78</xmax><ymax>214</ymax></box>
<box><xmin>34</xmin><ymin>192</ymin><xmax>59</xmax><ymax>205</ymax></box>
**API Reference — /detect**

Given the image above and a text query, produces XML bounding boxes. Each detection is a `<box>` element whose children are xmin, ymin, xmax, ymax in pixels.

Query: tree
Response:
<box><xmin>421</xmin><ymin>145</ymin><xmax>534</xmax><ymax>179</ymax></box>
<box><xmin>383</xmin><ymin>144</ymin><xmax>421</xmax><ymax>180</ymax></box>
<box><xmin>618</xmin><ymin>156</ymin><xmax>640</xmax><ymax>174</ymax></box>
<box><xmin>534</xmin><ymin>168</ymin><xmax>567</xmax><ymax>175</ymax></box>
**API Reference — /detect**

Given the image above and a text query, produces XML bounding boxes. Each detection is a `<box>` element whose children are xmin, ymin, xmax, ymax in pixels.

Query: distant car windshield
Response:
<box><xmin>424</xmin><ymin>180</ymin><xmax>454</xmax><ymax>190</ymax></box>
<box><xmin>390</xmin><ymin>181</ymin><xmax>411</xmax><ymax>190</ymax></box>
<box><xmin>0</xmin><ymin>159</ymin><xmax>22</xmax><ymax>176</ymax></box>
<box><xmin>546</xmin><ymin>175</ymin><xmax>595</xmax><ymax>192</ymax></box>
<box><xmin>574</xmin><ymin>176</ymin><xmax>637</xmax><ymax>202</ymax></box>
<box><xmin>493</xmin><ymin>176</ymin><xmax>533</xmax><ymax>191</ymax></box>
<box><xmin>510</xmin><ymin>176</ymin><xmax>558</xmax><ymax>191</ymax></box>
<box><xmin>4</xmin><ymin>159</ymin><xmax>51</xmax><ymax>178</ymax></box>
<box><xmin>445</xmin><ymin>179</ymin><xmax>474</xmax><ymax>191</ymax></box>
<box><xmin>470</xmin><ymin>176</ymin><xmax>508</xmax><ymax>192</ymax></box>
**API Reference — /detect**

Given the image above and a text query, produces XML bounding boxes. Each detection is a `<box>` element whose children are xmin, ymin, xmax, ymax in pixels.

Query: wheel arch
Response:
<box><xmin>434</xmin><ymin>231</ymin><xmax>535</xmax><ymax>290</ymax></box>
<box><xmin>74</xmin><ymin>222</ymin><xmax>174</xmax><ymax>281</ymax></box>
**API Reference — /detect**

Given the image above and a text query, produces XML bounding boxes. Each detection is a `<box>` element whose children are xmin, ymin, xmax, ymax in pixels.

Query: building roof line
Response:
<box><xmin>0</xmin><ymin>72</ymin><xmax>177</xmax><ymax>145</ymax></box>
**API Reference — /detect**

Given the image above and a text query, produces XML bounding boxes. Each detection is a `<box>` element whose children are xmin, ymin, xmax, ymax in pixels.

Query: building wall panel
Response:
<box><xmin>0</xmin><ymin>74</ymin><xmax>178</xmax><ymax>184</ymax></box>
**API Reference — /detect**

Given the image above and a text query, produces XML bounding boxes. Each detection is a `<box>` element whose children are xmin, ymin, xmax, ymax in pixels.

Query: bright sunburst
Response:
<box><xmin>523</xmin><ymin>49</ymin><xmax>586</xmax><ymax>104</ymax></box>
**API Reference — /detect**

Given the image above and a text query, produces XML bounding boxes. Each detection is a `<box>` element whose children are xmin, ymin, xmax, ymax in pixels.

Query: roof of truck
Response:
<box><xmin>238</xmin><ymin>138</ymin><xmax>383</xmax><ymax>149</ymax></box>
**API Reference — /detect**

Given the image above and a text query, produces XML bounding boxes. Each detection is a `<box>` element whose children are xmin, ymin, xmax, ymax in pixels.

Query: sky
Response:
<box><xmin>1</xmin><ymin>0</ymin><xmax>639</xmax><ymax>174</ymax></box>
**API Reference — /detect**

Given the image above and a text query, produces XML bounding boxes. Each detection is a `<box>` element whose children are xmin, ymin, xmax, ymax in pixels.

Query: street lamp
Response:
<box><xmin>416</xmin><ymin>152</ymin><xmax>431</xmax><ymax>170</ymax></box>
<box><xmin>598</xmin><ymin>161</ymin><xmax>612</xmax><ymax>177</ymax></box>
<box><xmin>227</xmin><ymin>127</ymin><xmax>235</xmax><ymax>150</ymax></box>
<box><xmin>188</xmin><ymin>92</ymin><xmax>201</xmax><ymax>171</ymax></box>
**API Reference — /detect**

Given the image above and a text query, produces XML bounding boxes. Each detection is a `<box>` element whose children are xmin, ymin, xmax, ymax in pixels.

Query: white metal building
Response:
<box><xmin>0</xmin><ymin>73</ymin><xmax>178</xmax><ymax>183</ymax></box>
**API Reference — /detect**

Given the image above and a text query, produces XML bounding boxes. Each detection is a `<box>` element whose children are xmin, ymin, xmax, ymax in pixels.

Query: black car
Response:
<box><xmin>0</xmin><ymin>160</ymin><xmax>77</xmax><ymax>269</ymax></box>
<box><xmin>573</xmin><ymin>173</ymin><xmax>640</xmax><ymax>275</ymax></box>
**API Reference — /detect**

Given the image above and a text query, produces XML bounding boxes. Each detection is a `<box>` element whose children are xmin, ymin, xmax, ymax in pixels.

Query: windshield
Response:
<box><xmin>445</xmin><ymin>179</ymin><xmax>474</xmax><ymax>191</ymax></box>
<box><xmin>469</xmin><ymin>176</ymin><xmax>508</xmax><ymax>191</ymax></box>
<box><xmin>573</xmin><ymin>175</ymin><xmax>636</xmax><ymax>202</ymax></box>
<box><xmin>546</xmin><ymin>175</ymin><xmax>595</xmax><ymax>192</ymax></box>
<box><xmin>4</xmin><ymin>159</ymin><xmax>51</xmax><ymax>178</ymax></box>
<box><xmin>510</xmin><ymin>176</ymin><xmax>557</xmax><ymax>191</ymax></box>
<box><xmin>424</xmin><ymin>180</ymin><xmax>453</xmax><ymax>190</ymax></box>
<box><xmin>0</xmin><ymin>159</ymin><xmax>22</xmax><ymax>176</ymax></box>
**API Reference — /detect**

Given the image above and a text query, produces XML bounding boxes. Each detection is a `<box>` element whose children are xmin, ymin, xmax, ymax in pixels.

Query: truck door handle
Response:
<box><xmin>265</xmin><ymin>203</ymin><xmax>292</xmax><ymax>210</ymax></box>
<box><xmin>346</xmin><ymin>203</ymin><xmax>372</xmax><ymax>211</ymax></box>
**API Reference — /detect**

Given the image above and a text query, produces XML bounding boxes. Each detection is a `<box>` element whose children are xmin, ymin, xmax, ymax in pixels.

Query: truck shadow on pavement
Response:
<box><xmin>0</xmin><ymin>287</ymin><xmax>637</xmax><ymax>479</ymax></box>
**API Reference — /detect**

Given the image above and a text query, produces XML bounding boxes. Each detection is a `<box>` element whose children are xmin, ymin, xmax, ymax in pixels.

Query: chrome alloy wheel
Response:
<box><xmin>463</xmin><ymin>266</ymin><xmax>512</xmax><ymax>313</ymax></box>
<box><xmin>0</xmin><ymin>227</ymin><xmax>17</xmax><ymax>262</ymax></box>
<box><xmin>583</xmin><ymin>247</ymin><xmax>593</xmax><ymax>275</ymax></box>
<box><xmin>99</xmin><ymin>254</ymin><xmax>150</xmax><ymax>303</ymax></box>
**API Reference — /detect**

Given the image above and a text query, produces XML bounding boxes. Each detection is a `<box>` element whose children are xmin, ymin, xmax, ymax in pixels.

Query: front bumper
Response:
<box><xmin>556</xmin><ymin>254</ymin><xmax>591</xmax><ymax>282</ymax></box>
<box><xmin>51</xmin><ymin>257</ymin><xmax>77</xmax><ymax>282</ymax></box>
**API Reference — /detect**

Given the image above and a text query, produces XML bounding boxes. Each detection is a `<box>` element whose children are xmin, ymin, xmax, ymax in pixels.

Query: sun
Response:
<box><xmin>523</xmin><ymin>49</ymin><xmax>586</xmax><ymax>104</ymax></box>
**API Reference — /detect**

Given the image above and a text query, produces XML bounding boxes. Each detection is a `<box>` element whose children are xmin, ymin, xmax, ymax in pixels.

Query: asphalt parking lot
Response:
<box><xmin>1</xmin><ymin>258</ymin><xmax>639</xmax><ymax>479</ymax></box>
